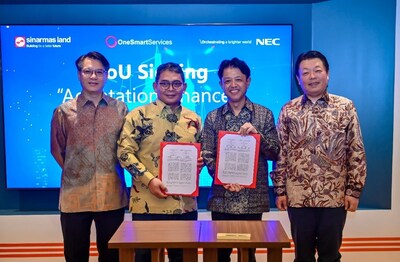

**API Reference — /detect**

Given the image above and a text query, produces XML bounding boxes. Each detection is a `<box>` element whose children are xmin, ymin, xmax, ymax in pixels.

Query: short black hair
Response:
<box><xmin>217</xmin><ymin>57</ymin><xmax>251</xmax><ymax>80</ymax></box>
<box><xmin>294</xmin><ymin>50</ymin><xmax>329</xmax><ymax>77</ymax></box>
<box><xmin>75</xmin><ymin>51</ymin><xmax>110</xmax><ymax>71</ymax></box>
<box><xmin>155</xmin><ymin>62</ymin><xmax>185</xmax><ymax>83</ymax></box>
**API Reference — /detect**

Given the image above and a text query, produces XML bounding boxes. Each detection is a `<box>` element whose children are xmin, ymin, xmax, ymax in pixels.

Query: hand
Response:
<box><xmin>223</xmin><ymin>183</ymin><xmax>244</xmax><ymax>192</ymax></box>
<box><xmin>148</xmin><ymin>178</ymin><xmax>168</xmax><ymax>198</ymax></box>
<box><xmin>197</xmin><ymin>153</ymin><xmax>204</xmax><ymax>171</ymax></box>
<box><xmin>238</xmin><ymin>122</ymin><xmax>258</xmax><ymax>136</ymax></box>
<box><xmin>344</xmin><ymin>195</ymin><xmax>359</xmax><ymax>212</ymax></box>
<box><xmin>275</xmin><ymin>195</ymin><xmax>288</xmax><ymax>211</ymax></box>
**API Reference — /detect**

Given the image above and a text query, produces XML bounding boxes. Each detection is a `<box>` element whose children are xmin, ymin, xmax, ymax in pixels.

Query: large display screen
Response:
<box><xmin>0</xmin><ymin>24</ymin><xmax>292</xmax><ymax>189</ymax></box>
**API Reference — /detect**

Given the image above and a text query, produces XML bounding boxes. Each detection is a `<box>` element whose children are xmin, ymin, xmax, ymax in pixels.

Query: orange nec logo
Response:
<box><xmin>15</xmin><ymin>36</ymin><xmax>26</xmax><ymax>48</ymax></box>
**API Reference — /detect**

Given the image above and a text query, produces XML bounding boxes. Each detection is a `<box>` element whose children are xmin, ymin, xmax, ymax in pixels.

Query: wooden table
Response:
<box><xmin>108</xmin><ymin>220</ymin><xmax>200</xmax><ymax>262</ymax></box>
<box><xmin>109</xmin><ymin>220</ymin><xmax>290</xmax><ymax>262</ymax></box>
<box><xmin>199</xmin><ymin>220</ymin><xmax>291</xmax><ymax>262</ymax></box>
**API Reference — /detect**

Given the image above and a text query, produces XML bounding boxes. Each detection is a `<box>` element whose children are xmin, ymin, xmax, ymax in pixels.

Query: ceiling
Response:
<box><xmin>0</xmin><ymin>0</ymin><xmax>329</xmax><ymax>4</ymax></box>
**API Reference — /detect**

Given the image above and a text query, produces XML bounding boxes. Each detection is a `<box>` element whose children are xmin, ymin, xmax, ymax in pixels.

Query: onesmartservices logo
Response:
<box><xmin>15</xmin><ymin>36</ymin><xmax>26</xmax><ymax>48</ymax></box>
<box><xmin>105</xmin><ymin>35</ymin><xmax>118</xmax><ymax>48</ymax></box>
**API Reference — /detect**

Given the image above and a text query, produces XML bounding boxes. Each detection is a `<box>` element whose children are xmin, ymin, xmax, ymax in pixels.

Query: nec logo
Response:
<box><xmin>256</xmin><ymin>38</ymin><xmax>280</xmax><ymax>46</ymax></box>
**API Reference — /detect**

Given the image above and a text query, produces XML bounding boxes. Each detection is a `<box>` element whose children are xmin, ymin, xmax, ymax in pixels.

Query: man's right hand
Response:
<box><xmin>148</xmin><ymin>178</ymin><xmax>169</xmax><ymax>198</ymax></box>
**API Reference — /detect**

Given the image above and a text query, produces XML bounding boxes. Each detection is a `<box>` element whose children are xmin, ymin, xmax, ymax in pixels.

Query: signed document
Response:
<box><xmin>215</xmin><ymin>131</ymin><xmax>260</xmax><ymax>188</ymax></box>
<box><xmin>159</xmin><ymin>142</ymin><xmax>200</xmax><ymax>196</ymax></box>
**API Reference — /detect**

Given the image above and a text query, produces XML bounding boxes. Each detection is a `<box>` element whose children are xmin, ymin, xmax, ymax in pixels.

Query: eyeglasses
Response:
<box><xmin>158</xmin><ymin>80</ymin><xmax>183</xmax><ymax>90</ymax></box>
<box><xmin>81</xmin><ymin>68</ymin><xmax>107</xmax><ymax>78</ymax></box>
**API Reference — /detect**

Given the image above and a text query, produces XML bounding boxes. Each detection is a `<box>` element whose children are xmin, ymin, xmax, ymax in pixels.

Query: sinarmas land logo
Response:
<box><xmin>15</xmin><ymin>36</ymin><xmax>26</xmax><ymax>48</ymax></box>
<box><xmin>13</xmin><ymin>35</ymin><xmax>71</xmax><ymax>48</ymax></box>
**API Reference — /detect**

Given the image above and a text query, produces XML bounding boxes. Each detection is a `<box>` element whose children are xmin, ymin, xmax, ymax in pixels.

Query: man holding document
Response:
<box><xmin>117</xmin><ymin>62</ymin><xmax>202</xmax><ymax>262</ymax></box>
<box><xmin>201</xmin><ymin>57</ymin><xmax>280</xmax><ymax>262</ymax></box>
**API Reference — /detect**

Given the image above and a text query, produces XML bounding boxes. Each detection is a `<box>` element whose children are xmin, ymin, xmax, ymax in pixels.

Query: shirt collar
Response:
<box><xmin>77</xmin><ymin>92</ymin><xmax>108</xmax><ymax>107</ymax></box>
<box><xmin>222</xmin><ymin>97</ymin><xmax>254</xmax><ymax>115</ymax></box>
<box><xmin>301</xmin><ymin>91</ymin><xmax>330</xmax><ymax>106</ymax></box>
<box><xmin>154</xmin><ymin>99</ymin><xmax>182</xmax><ymax>113</ymax></box>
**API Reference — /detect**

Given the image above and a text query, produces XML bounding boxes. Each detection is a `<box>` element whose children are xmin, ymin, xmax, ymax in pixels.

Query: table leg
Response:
<box><xmin>237</xmin><ymin>248</ymin><xmax>249</xmax><ymax>262</ymax></box>
<box><xmin>151</xmin><ymin>248</ymin><xmax>165</xmax><ymax>262</ymax></box>
<box><xmin>183</xmin><ymin>248</ymin><xmax>198</xmax><ymax>261</ymax></box>
<box><xmin>267</xmin><ymin>248</ymin><xmax>283</xmax><ymax>262</ymax></box>
<box><xmin>202</xmin><ymin>248</ymin><xmax>218</xmax><ymax>262</ymax></box>
<box><xmin>119</xmin><ymin>248</ymin><xmax>134</xmax><ymax>262</ymax></box>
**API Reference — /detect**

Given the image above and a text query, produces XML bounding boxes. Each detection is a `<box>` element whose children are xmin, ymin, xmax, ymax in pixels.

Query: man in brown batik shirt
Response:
<box><xmin>51</xmin><ymin>51</ymin><xmax>128</xmax><ymax>262</ymax></box>
<box><xmin>271</xmin><ymin>50</ymin><xmax>367</xmax><ymax>262</ymax></box>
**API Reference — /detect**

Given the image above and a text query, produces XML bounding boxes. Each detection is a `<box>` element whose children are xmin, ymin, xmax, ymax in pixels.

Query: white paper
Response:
<box><xmin>161</xmin><ymin>144</ymin><xmax>198</xmax><ymax>195</ymax></box>
<box><xmin>216</xmin><ymin>134</ymin><xmax>257</xmax><ymax>186</ymax></box>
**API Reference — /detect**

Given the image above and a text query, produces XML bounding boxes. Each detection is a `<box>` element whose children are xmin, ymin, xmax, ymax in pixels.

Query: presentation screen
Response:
<box><xmin>0</xmin><ymin>24</ymin><xmax>292</xmax><ymax>189</ymax></box>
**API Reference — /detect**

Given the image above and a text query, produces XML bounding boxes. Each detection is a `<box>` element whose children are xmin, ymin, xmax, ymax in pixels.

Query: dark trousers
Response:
<box><xmin>132</xmin><ymin>211</ymin><xmax>198</xmax><ymax>262</ymax></box>
<box><xmin>287</xmin><ymin>207</ymin><xmax>347</xmax><ymax>262</ymax></box>
<box><xmin>211</xmin><ymin>211</ymin><xmax>263</xmax><ymax>262</ymax></box>
<box><xmin>60</xmin><ymin>208</ymin><xmax>125</xmax><ymax>262</ymax></box>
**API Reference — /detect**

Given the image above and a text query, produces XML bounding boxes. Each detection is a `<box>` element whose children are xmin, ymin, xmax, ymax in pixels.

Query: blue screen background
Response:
<box><xmin>1</xmin><ymin>25</ymin><xmax>292</xmax><ymax>188</ymax></box>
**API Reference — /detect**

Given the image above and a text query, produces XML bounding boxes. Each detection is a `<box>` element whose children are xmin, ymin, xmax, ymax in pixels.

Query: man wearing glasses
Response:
<box><xmin>51</xmin><ymin>51</ymin><xmax>129</xmax><ymax>262</ymax></box>
<box><xmin>117</xmin><ymin>62</ymin><xmax>202</xmax><ymax>262</ymax></box>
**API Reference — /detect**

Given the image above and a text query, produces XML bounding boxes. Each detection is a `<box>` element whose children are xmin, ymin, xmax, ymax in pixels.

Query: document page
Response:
<box><xmin>215</xmin><ymin>131</ymin><xmax>260</xmax><ymax>188</ymax></box>
<box><xmin>160</xmin><ymin>142</ymin><xmax>200</xmax><ymax>196</ymax></box>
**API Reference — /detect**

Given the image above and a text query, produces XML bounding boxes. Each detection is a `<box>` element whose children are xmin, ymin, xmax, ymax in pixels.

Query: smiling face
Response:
<box><xmin>153</xmin><ymin>70</ymin><xmax>187</xmax><ymax>110</ymax></box>
<box><xmin>296</xmin><ymin>58</ymin><xmax>329</xmax><ymax>102</ymax></box>
<box><xmin>220</xmin><ymin>66</ymin><xmax>251</xmax><ymax>105</ymax></box>
<box><xmin>77</xmin><ymin>58</ymin><xmax>108</xmax><ymax>96</ymax></box>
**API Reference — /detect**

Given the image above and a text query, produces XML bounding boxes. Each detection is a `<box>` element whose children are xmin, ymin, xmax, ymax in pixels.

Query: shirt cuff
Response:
<box><xmin>345</xmin><ymin>185</ymin><xmax>362</xmax><ymax>199</ymax></box>
<box><xmin>274</xmin><ymin>186</ymin><xmax>287</xmax><ymax>196</ymax></box>
<box><xmin>141</xmin><ymin>171</ymin><xmax>156</xmax><ymax>187</ymax></box>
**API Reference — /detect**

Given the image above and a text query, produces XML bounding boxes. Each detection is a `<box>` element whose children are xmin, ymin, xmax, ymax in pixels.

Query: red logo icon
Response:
<box><xmin>15</xmin><ymin>36</ymin><xmax>26</xmax><ymax>48</ymax></box>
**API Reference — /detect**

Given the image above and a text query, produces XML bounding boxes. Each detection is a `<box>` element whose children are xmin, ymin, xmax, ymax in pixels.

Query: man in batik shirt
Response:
<box><xmin>117</xmin><ymin>62</ymin><xmax>202</xmax><ymax>262</ymax></box>
<box><xmin>271</xmin><ymin>50</ymin><xmax>367</xmax><ymax>262</ymax></box>
<box><xmin>51</xmin><ymin>51</ymin><xmax>128</xmax><ymax>262</ymax></box>
<box><xmin>201</xmin><ymin>57</ymin><xmax>280</xmax><ymax>262</ymax></box>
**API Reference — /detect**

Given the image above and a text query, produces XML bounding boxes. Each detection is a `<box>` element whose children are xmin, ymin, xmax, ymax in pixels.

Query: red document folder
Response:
<box><xmin>159</xmin><ymin>142</ymin><xmax>201</xmax><ymax>196</ymax></box>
